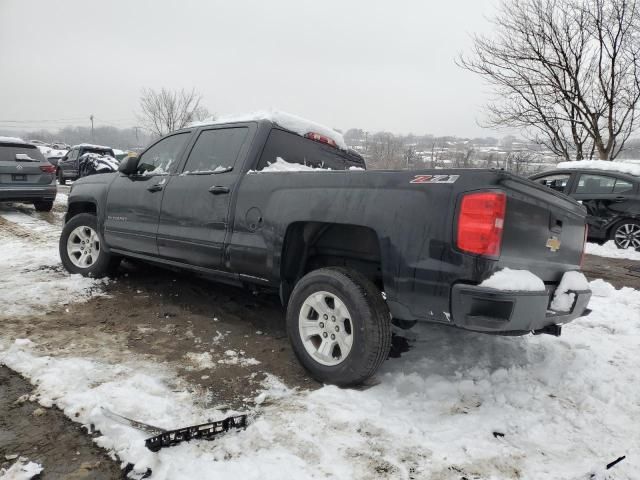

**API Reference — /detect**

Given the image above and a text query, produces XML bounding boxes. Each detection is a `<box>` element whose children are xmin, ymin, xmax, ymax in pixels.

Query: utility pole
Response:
<box><xmin>90</xmin><ymin>114</ymin><xmax>94</xmax><ymax>140</ymax></box>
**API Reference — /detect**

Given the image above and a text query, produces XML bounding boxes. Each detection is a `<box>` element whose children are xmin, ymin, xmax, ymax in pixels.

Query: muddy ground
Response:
<box><xmin>2</xmin><ymin>216</ymin><xmax>639</xmax><ymax>478</ymax></box>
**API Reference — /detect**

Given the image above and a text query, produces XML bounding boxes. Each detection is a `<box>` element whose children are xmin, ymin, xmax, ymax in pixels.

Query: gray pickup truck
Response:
<box><xmin>59</xmin><ymin>114</ymin><xmax>592</xmax><ymax>385</ymax></box>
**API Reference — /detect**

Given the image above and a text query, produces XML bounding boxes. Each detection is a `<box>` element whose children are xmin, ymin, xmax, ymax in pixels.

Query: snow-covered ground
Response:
<box><xmin>586</xmin><ymin>241</ymin><xmax>640</xmax><ymax>261</ymax></box>
<box><xmin>0</xmin><ymin>196</ymin><xmax>106</xmax><ymax>318</ymax></box>
<box><xmin>0</xmin><ymin>203</ymin><xmax>639</xmax><ymax>479</ymax></box>
<box><xmin>0</xmin><ymin>458</ymin><xmax>43</xmax><ymax>480</ymax></box>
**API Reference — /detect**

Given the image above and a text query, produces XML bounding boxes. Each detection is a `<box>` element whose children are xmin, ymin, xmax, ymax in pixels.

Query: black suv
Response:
<box><xmin>57</xmin><ymin>144</ymin><xmax>115</xmax><ymax>184</ymax></box>
<box><xmin>531</xmin><ymin>167</ymin><xmax>640</xmax><ymax>249</ymax></box>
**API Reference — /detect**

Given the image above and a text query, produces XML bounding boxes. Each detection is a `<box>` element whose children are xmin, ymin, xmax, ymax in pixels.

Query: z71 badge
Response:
<box><xmin>410</xmin><ymin>174</ymin><xmax>460</xmax><ymax>184</ymax></box>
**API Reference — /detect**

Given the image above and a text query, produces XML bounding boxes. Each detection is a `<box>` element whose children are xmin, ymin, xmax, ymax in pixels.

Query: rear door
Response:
<box><xmin>569</xmin><ymin>172</ymin><xmax>639</xmax><ymax>236</ymax></box>
<box><xmin>0</xmin><ymin>142</ymin><xmax>49</xmax><ymax>187</ymax></box>
<box><xmin>157</xmin><ymin>124</ymin><xmax>253</xmax><ymax>268</ymax></box>
<box><xmin>104</xmin><ymin>132</ymin><xmax>191</xmax><ymax>255</ymax></box>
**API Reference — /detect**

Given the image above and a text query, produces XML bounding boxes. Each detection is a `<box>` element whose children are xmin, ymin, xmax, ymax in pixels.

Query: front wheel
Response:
<box><xmin>286</xmin><ymin>267</ymin><xmax>391</xmax><ymax>387</ymax></box>
<box><xmin>611</xmin><ymin>219</ymin><xmax>640</xmax><ymax>250</ymax></box>
<box><xmin>59</xmin><ymin>213</ymin><xmax>120</xmax><ymax>276</ymax></box>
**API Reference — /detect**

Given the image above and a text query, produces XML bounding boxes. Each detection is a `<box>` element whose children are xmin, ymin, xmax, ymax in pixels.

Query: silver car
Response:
<box><xmin>0</xmin><ymin>137</ymin><xmax>57</xmax><ymax>211</ymax></box>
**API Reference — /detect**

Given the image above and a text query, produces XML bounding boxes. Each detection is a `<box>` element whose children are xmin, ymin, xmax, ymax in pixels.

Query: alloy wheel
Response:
<box><xmin>298</xmin><ymin>291</ymin><xmax>354</xmax><ymax>366</ymax></box>
<box><xmin>614</xmin><ymin>223</ymin><xmax>640</xmax><ymax>249</ymax></box>
<box><xmin>66</xmin><ymin>226</ymin><xmax>100</xmax><ymax>268</ymax></box>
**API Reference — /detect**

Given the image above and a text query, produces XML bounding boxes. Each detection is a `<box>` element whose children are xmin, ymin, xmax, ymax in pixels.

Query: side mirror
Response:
<box><xmin>118</xmin><ymin>155</ymin><xmax>140</xmax><ymax>175</ymax></box>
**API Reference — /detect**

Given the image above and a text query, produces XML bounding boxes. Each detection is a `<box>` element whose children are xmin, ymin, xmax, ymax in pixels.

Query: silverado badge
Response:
<box><xmin>546</xmin><ymin>236</ymin><xmax>561</xmax><ymax>252</ymax></box>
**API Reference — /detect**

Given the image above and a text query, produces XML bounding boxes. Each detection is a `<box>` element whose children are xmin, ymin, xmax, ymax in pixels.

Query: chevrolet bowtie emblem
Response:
<box><xmin>546</xmin><ymin>236</ymin><xmax>561</xmax><ymax>252</ymax></box>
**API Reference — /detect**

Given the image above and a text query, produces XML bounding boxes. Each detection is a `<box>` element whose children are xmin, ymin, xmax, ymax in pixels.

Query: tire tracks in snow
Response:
<box><xmin>0</xmin><ymin>206</ymin><xmax>61</xmax><ymax>242</ymax></box>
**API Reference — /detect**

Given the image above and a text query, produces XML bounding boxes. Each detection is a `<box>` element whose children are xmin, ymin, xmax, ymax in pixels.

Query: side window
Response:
<box><xmin>137</xmin><ymin>133</ymin><xmax>189</xmax><ymax>175</ymax></box>
<box><xmin>257</xmin><ymin>129</ymin><xmax>363</xmax><ymax>171</ymax></box>
<box><xmin>68</xmin><ymin>149</ymin><xmax>78</xmax><ymax>161</ymax></box>
<box><xmin>182</xmin><ymin>127</ymin><xmax>248</xmax><ymax>174</ymax></box>
<box><xmin>535</xmin><ymin>173</ymin><xmax>571</xmax><ymax>193</ymax></box>
<box><xmin>575</xmin><ymin>174</ymin><xmax>616</xmax><ymax>194</ymax></box>
<box><xmin>613</xmin><ymin>178</ymin><xmax>634</xmax><ymax>194</ymax></box>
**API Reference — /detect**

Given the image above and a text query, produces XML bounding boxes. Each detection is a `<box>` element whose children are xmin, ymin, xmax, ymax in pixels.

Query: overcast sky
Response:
<box><xmin>0</xmin><ymin>0</ymin><xmax>501</xmax><ymax>138</ymax></box>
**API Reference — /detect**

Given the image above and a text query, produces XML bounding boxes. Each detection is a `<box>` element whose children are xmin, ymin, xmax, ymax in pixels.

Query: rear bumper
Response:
<box><xmin>451</xmin><ymin>276</ymin><xmax>591</xmax><ymax>334</ymax></box>
<box><xmin>0</xmin><ymin>185</ymin><xmax>57</xmax><ymax>202</ymax></box>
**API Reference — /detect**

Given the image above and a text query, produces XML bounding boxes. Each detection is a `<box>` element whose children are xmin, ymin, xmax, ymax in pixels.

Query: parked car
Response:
<box><xmin>57</xmin><ymin>144</ymin><xmax>116</xmax><ymax>184</ymax></box>
<box><xmin>59</xmin><ymin>113</ymin><xmax>592</xmax><ymax>386</ymax></box>
<box><xmin>51</xmin><ymin>142</ymin><xmax>70</xmax><ymax>150</ymax></box>
<box><xmin>530</xmin><ymin>162</ymin><xmax>640</xmax><ymax>249</ymax></box>
<box><xmin>36</xmin><ymin>145</ymin><xmax>68</xmax><ymax>168</ymax></box>
<box><xmin>0</xmin><ymin>136</ymin><xmax>57</xmax><ymax>211</ymax></box>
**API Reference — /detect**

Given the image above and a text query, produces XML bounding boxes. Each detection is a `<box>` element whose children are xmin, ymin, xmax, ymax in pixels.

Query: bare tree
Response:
<box><xmin>366</xmin><ymin>132</ymin><xmax>405</xmax><ymax>169</ymax></box>
<box><xmin>138</xmin><ymin>87</ymin><xmax>210</xmax><ymax>136</ymax></box>
<box><xmin>459</xmin><ymin>0</ymin><xmax>640</xmax><ymax>160</ymax></box>
<box><xmin>504</xmin><ymin>151</ymin><xmax>542</xmax><ymax>175</ymax></box>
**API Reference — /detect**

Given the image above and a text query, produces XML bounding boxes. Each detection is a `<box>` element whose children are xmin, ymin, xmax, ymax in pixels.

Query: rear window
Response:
<box><xmin>257</xmin><ymin>129</ymin><xmax>365</xmax><ymax>171</ymax></box>
<box><xmin>0</xmin><ymin>143</ymin><xmax>45</xmax><ymax>163</ymax></box>
<box><xmin>575</xmin><ymin>174</ymin><xmax>617</xmax><ymax>194</ymax></box>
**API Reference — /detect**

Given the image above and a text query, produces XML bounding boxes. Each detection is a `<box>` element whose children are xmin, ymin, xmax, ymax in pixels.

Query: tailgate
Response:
<box><xmin>498</xmin><ymin>175</ymin><xmax>586</xmax><ymax>282</ymax></box>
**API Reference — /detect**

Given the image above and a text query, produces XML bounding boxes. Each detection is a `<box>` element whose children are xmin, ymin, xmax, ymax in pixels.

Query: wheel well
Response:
<box><xmin>67</xmin><ymin>201</ymin><xmax>97</xmax><ymax>220</ymax></box>
<box><xmin>280</xmin><ymin>222</ymin><xmax>383</xmax><ymax>302</ymax></box>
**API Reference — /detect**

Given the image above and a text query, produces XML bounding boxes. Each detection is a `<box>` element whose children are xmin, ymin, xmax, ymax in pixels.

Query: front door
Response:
<box><xmin>103</xmin><ymin>132</ymin><xmax>191</xmax><ymax>255</ymax></box>
<box><xmin>157</xmin><ymin>125</ymin><xmax>251</xmax><ymax>268</ymax></box>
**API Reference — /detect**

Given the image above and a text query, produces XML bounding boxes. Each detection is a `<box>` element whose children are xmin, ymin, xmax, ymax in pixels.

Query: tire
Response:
<box><xmin>610</xmin><ymin>219</ymin><xmax>640</xmax><ymax>250</ymax></box>
<box><xmin>33</xmin><ymin>200</ymin><xmax>53</xmax><ymax>212</ymax></box>
<box><xmin>286</xmin><ymin>267</ymin><xmax>391</xmax><ymax>387</ymax></box>
<box><xmin>59</xmin><ymin>213</ymin><xmax>120</xmax><ymax>277</ymax></box>
<box><xmin>57</xmin><ymin>169</ymin><xmax>66</xmax><ymax>185</ymax></box>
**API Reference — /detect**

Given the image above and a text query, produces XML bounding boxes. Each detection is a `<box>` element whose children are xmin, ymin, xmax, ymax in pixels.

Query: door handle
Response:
<box><xmin>209</xmin><ymin>186</ymin><xmax>230</xmax><ymax>195</ymax></box>
<box><xmin>147</xmin><ymin>184</ymin><xmax>164</xmax><ymax>192</ymax></box>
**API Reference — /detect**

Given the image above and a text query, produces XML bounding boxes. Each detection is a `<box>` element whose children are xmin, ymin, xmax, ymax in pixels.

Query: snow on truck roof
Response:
<box><xmin>556</xmin><ymin>159</ymin><xmax>640</xmax><ymax>177</ymax></box>
<box><xmin>188</xmin><ymin>110</ymin><xmax>348</xmax><ymax>150</ymax></box>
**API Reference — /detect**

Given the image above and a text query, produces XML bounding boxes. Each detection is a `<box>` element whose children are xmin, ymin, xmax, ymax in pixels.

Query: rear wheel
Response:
<box><xmin>59</xmin><ymin>213</ymin><xmax>120</xmax><ymax>276</ymax></box>
<box><xmin>57</xmin><ymin>169</ymin><xmax>66</xmax><ymax>185</ymax></box>
<box><xmin>286</xmin><ymin>267</ymin><xmax>391</xmax><ymax>387</ymax></box>
<box><xmin>33</xmin><ymin>200</ymin><xmax>53</xmax><ymax>212</ymax></box>
<box><xmin>611</xmin><ymin>219</ymin><xmax>640</xmax><ymax>250</ymax></box>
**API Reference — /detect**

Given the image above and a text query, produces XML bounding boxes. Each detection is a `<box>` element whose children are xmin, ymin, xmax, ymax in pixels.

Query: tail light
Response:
<box><xmin>580</xmin><ymin>224</ymin><xmax>588</xmax><ymax>267</ymax></box>
<box><xmin>40</xmin><ymin>164</ymin><xmax>56</xmax><ymax>174</ymax></box>
<box><xmin>305</xmin><ymin>132</ymin><xmax>337</xmax><ymax>148</ymax></box>
<box><xmin>457</xmin><ymin>191</ymin><xmax>506</xmax><ymax>257</ymax></box>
